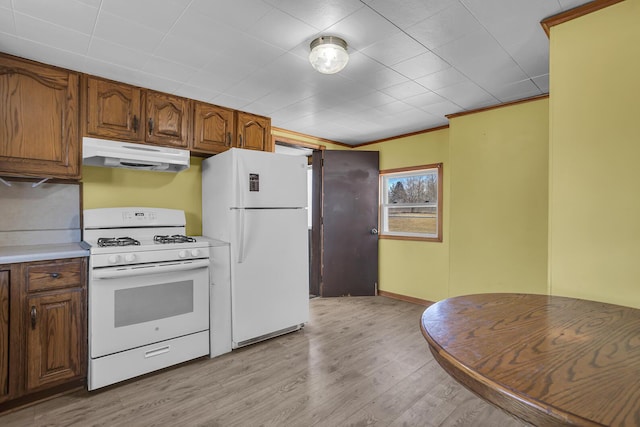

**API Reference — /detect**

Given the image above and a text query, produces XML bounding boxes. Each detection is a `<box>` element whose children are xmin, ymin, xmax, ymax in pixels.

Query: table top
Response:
<box><xmin>420</xmin><ymin>293</ymin><xmax>640</xmax><ymax>426</ymax></box>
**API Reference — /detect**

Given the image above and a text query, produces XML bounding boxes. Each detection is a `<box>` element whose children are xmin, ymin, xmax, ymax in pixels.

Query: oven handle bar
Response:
<box><xmin>92</xmin><ymin>259</ymin><xmax>210</xmax><ymax>279</ymax></box>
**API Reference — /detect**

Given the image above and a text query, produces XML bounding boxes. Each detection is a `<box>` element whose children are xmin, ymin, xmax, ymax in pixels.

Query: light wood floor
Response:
<box><xmin>0</xmin><ymin>296</ymin><xmax>530</xmax><ymax>426</ymax></box>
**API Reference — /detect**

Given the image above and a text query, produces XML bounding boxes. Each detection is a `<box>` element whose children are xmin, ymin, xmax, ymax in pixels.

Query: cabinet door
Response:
<box><xmin>26</xmin><ymin>289</ymin><xmax>85</xmax><ymax>391</ymax></box>
<box><xmin>85</xmin><ymin>76</ymin><xmax>143</xmax><ymax>141</ymax></box>
<box><xmin>192</xmin><ymin>102</ymin><xmax>235</xmax><ymax>154</ymax></box>
<box><xmin>0</xmin><ymin>271</ymin><xmax>8</xmax><ymax>402</ymax></box>
<box><xmin>145</xmin><ymin>91</ymin><xmax>190</xmax><ymax>148</ymax></box>
<box><xmin>236</xmin><ymin>112</ymin><xmax>272</xmax><ymax>152</ymax></box>
<box><xmin>0</xmin><ymin>54</ymin><xmax>80</xmax><ymax>179</ymax></box>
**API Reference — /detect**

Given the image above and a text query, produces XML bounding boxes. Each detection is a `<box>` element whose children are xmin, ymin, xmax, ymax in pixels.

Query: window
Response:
<box><xmin>379</xmin><ymin>163</ymin><xmax>443</xmax><ymax>242</ymax></box>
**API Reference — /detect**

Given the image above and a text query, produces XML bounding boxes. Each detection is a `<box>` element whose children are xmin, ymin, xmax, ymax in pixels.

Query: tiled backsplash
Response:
<box><xmin>0</xmin><ymin>180</ymin><xmax>81</xmax><ymax>246</ymax></box>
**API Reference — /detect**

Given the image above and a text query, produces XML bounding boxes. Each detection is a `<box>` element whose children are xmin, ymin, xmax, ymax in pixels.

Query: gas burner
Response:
<box><xmin>97</xmin><ymin>237</ymin><xmax>141</xmax><ymax>247</ymax></box>
<box><xmin>153</xmin><ymin>234</ymin><xmax>197</xmax><ymax>244</ymax></box>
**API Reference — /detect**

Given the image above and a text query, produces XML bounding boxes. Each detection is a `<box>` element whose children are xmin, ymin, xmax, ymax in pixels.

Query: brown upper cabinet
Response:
<box><xmin>145</xmin><ymin>90</ymin><xmax>190</xmax><ymax>148</ymax></box>
<box><xmin>192</xmin><ymin>104</ymin><xmax>272</xmax><ymax>155</ymax></box>
<box><xmin>85</xmin><ymin>76</ymin><xmax>143</xmax><ymax>141</ymax></box>
<box><xmin>236</xmin><ymin>112</ymin><xmax>273</xmax><ymax>152</ymax></box>
<box><xmin>84</xmin><ymin>77</ymin><xmax>191</xmax><ymax>149</ymax></box>
<box><xmin>191</xmin><ymin>102</ymin><xmax>235</xmax><ymax>154</ymax></box>
<box><xmin>0</xmin><ymin>53</ymin><xmax>80</xmax><ymax>179</ymax></box>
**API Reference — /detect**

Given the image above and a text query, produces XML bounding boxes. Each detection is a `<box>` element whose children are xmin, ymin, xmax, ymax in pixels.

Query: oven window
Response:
<box><xmin>114</xmin><ymin>280</ymin><xmax>194</xmax><ymax>327</ymax></box>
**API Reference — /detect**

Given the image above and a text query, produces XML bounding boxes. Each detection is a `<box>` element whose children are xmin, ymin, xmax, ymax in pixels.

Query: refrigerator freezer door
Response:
<box><xmin>231</xmin><ymin>208</ymin><xmax>309</xmax><ymax>346</ymax></box>
<box><xmin>234</xmin><ymin>149</ymin><xmax>307</xmax><ymax>209</ymax></box>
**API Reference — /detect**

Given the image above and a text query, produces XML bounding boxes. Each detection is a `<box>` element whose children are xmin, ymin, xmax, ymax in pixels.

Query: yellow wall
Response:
<box><xmin>448</xmin><ymin>99</ymin><xmax>549</xmax><ymax>297</ymax></box>
<box><xmin>549</xmin><ymin>0</ymin><xmax>640</xmax><ymax>307</ymax></box>
<box><xmin>357</xmin><ymin>129</ymin><xmax>451</xmax><ymax>302</ymax></box>
<box><xmin>82</xmin><ymin>156</ymin><xmax>203</xmax><ymax>236</ymax></box>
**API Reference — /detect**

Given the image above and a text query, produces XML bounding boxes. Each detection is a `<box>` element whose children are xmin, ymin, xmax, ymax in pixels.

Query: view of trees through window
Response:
<box><xmin>380</xmin><ymin>165</ymin><xmax>442</xmax><ymax>240</ymax></box>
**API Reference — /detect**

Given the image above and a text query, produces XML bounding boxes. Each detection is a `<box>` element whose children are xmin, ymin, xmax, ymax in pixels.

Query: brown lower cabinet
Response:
<box><xmin>0</xmin><ymin>257</ymin><xmax>86</xmax><ymax>410</ymax></box>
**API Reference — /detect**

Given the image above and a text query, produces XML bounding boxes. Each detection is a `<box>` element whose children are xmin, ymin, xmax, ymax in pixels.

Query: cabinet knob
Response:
<box><xmin>148</xmin><ymin>118</ymin><xmax>154</xmax><ymax>135</ymax></box>
<box><xmin>50</xmin><ymin>272</ymin><xmax>60</xmax><ymax>279</ymax></box>
<box><xmin>132</xmin><ymin>115</ymin><xmax>139</xmax><ymax>132</ymax></box>
<box><xmin>226</xmin><ymin>132</ymin><xmax>231</xmax><ymax>147</ymax></box>
<box><xmin>31</xmin><ymin>306</ymin><xmax>37</xmax><ymax>329</ymax></box>
<box><xmin>239</xmin><ymin>134</ymin><xmax>243</xmax><ymax>147</ymax></box>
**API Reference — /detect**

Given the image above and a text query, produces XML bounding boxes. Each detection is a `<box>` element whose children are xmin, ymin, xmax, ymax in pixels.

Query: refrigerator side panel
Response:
<box><xmin>230</xmin><ymin>208</ymin><xmax>309</xmax><ymax>346</ymax></box>
<box><xmin>210</xmin><ymin>243</ymin><xmax>232</xmax><ymax>357</ymax></box>
<box><xmin>202</xmin><ymin>150</ymin><xmax>235</xmax><ymax>242</ymax></box>
<box><xmin>234</xmin><ymin>148</ymin><xmax>307</xmax><ymax>208</ymax></box>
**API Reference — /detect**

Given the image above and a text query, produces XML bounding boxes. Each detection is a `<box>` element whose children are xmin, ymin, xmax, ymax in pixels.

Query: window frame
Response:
<box><xmin>379</xmin><ymin>163</ymin><xmax>443</xmax><ymax>242</ymax></box>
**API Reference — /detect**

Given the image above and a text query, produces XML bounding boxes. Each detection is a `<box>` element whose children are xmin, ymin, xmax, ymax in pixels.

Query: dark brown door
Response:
<box><xmin>312</xmin><ymin>150</ymin><xmax>379</xmax><ymax>297</ymax></box>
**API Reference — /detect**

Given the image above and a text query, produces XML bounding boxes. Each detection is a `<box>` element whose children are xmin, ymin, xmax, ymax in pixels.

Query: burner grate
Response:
<box><xmin>154</xmin><ymin>234</ymin><xmax>197</xmax><ymax>244</ymax></box>
<box><xmin>97</xmin><ymin>237</ymin><xmax>141</xmax><ymax>247</ymax></box>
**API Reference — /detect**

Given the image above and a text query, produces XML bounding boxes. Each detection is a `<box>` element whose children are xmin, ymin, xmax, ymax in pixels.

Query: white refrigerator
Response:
<box><xmin>202</xmin><ymin>148</ymin><xmax>309</xmax><ymax>348</ymax></box>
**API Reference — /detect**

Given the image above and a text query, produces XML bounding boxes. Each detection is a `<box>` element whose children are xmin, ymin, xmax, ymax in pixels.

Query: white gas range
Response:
<box><xmin>83</xmin><ymin>207</ymin><xmax>211</xmax><ymax>390</ymax></box>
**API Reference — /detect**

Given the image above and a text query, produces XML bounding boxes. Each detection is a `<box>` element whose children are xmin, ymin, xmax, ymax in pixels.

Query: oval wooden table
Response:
<box><xmin>420</xmin><ymin>293</ymin><xmax>640</xmax><ymax>426</ymax></box>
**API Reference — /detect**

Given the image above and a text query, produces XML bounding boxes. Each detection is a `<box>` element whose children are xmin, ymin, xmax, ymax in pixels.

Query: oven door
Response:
<box><xmin>89</xmin><ymin>260</ymin><xmax>209</xmax><ymax>358</ymax></box>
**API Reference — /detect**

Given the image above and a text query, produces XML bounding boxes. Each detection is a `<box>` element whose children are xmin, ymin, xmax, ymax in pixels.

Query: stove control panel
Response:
<box><xmin>91</xmin><ymin>246</ymin><xmax>210</xmax><ymax>268</ymax></box>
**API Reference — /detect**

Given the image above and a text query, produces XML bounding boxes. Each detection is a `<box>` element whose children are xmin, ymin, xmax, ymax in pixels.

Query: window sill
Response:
<box><xmin>379</xmin><ymin>234</ymin><xmax>442</xmax><ymax>243</ymax></box>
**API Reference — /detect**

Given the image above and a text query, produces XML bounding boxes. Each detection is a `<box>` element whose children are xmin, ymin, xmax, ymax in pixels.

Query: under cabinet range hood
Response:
<box><xmin>82</xmin><ymin>137</ymin><xmax>190</xmax><ymax>172</ymax></box>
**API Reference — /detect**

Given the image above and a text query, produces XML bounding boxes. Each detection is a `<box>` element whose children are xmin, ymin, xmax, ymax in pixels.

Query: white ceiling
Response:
<box><xmin>0</xmin><ymin>0</ymin><xmax>588</xmax><ymax>145</ymax></box>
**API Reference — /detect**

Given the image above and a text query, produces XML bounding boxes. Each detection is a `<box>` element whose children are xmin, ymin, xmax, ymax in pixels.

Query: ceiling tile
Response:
<box><xmin>403</xmin><ymin>91</ymin><xmax>447</xmax><ymax>108</ymax></box>
<box><xmin>420</xmin><ymin>99</ymin><xmax>462</xmax><ymax>117</ymax></box>
<box><xmin>406</xmin><ymin>2</ymin><xmax>484</xmax><ymax>50</ymax></box>
<box><xmin>360</xmin><ymin>32</ymin><xmax>427</xmax><ymax>66</ymax></box>
<box><xmin>12</xmin><ymin>0</ymin><xmax>98</xmax><ymax>35</ymax></box>
<box><xmin>362</xmin><ymin>0</ymin><xmax>451</xmax><ymax>28</ymax></box>
<box><xmin>88</xmin><ymin>37</ymin><xmax>151</xmax><ymax>70</ymax></box>
<box><xmin>264</xmin><ymin>0</ymin><xmax>363</xmax><ymax>31</ymax></box>
<box><xmin>248</xmin><ymin>8</ymin><xmax>317</xmax><ymax>51</ymax></box>
<box><xmin>434</xmin><ymin>29</ymin><xmax>528</xmax><ymax>89</ymax></box>
<box><xmin>381</xmin><ymin>80</ymin><xmax>430</xmax><ymax>100</ymax></box>
<box><xmin>14</xmin><ymin>12</ymin><xmax>90</xmax><ymax>54</ymax></box>
<box><xmin>210</xmin><ymin>93</ymin><xmax>252</xmax><ymax>111</ymax></box>
<box><xmin>174</xmin><ymin>83</ymin><xmax>220</xmax><ymax>103</ymax></box>
<box><xmin>101</xmin><ymin>0</ymin><xmax>189</xmax><ymax>32</ymax></box>
<box><xmin>375</xmin><ymin>100</ymin><xmax>415</xmax><ymax>114</ymax></box>
<box><xmin>0</xmin><ymin>0</ymin><xmax>12</xmax><ymax>8</ymax></box>
<box><xmin>492</xmin><ymin>78</ymin><xmax>541</xmax><ymax>102</ymax></box>
<box><xmin>434</xmin><ymin>80</ymin><xmax>496</xmax><ymax>110</ymax></box>
<box><xmin>322</xmin><ymin>6</ymin><xmax>401</xmax><ymax>51</ymax></box>
<box><xmin>94</xmin><ymin>11</ymin><xmax>165</xmax><ymax>53</ymax></box>
<box><xmin>0</xmin><ymin>7</ymin><xmax>15</xmax><ymax>34</ymax></box>
<box><xmin>142</xmin><ymin>56</ymin><xmax>199</xmax><ymax>83</ymax></box>
<box><xmin>0</xmin><ymin>33</ymin><xmax>86</xmax><ymax>71</ymax></box>
<box><xmin>188</xmin><ymin>0</ymin><xmax>272</xmax><ymax>31</ymax></box>
<box><xmin>415</xmin><ymin>67</ymin><xmax>467</xmax><ymax>91</ymax></box>
<box><xmin>154</xmin><ymin>34</ymin><xmax>219</xmax><ymax>69</ymax></box>
<box><xmin>392</xmin><ymin>51</ymin><xmax>451</xmax><ymax>80</ymax></box>
<box><xmin>532</xmin><ymin>74</ymin><xmax>549</xmax><ymax>93</ymax></box>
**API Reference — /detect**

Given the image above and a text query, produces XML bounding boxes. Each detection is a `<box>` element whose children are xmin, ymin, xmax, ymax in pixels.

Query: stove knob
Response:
<box><xmin>108</xmin><ymin>255</ymin><xmax>120</xmax><ymax>264</ymax></box>
<box><xmin>190</xmin><ymin>249</ymin><xmax>200</xmax><ymax>257</ymax></box>
<box><xmin>178</xmin><ymin>250</ymin><xmax>188</xmax><ymax>258</ymax></box>
<box><xmin>125</xmin><ymin>253</ymin><xmax>136</xmax><ymax>263</ymax></box>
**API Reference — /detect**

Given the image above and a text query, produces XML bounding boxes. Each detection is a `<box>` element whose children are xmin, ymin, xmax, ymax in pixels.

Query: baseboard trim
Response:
<box><xmin>378</xmin><ymin>290</ymin><xmax>434</xmax><ymax>307</ymax></box>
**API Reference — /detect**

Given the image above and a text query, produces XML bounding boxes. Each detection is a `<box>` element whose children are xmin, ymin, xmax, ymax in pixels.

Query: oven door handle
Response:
<box><xmin>92</xmin><ymin>259</ymin><xmax>210</xmax><ymax>279</ymax></box>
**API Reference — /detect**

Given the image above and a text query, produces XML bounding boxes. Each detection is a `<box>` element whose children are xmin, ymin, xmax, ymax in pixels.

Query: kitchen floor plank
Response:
<box><xmin>0</xmin><ymin>296</ymin><xmax>529</xmax><ymax>426</ymax></box>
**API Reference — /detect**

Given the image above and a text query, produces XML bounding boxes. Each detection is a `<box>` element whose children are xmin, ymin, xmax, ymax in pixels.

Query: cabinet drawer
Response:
<box><xmin>26</xmin><ymin>260</ymin><xmax>83</xmax><ymax>292</ymax></box>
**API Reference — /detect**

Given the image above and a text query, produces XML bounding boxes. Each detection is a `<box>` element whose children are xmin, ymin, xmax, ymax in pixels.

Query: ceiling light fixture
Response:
<box><xmin>309</xmin><ymin>36</ymin><xmax>349</xmax><ymax>74</ymax></box>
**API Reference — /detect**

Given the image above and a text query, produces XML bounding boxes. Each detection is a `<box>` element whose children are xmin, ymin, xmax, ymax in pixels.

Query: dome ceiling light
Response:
<box><xmin>308</xmin><ymin>36</ymin><xmax>349</xmax><ymax>74</ymax></box>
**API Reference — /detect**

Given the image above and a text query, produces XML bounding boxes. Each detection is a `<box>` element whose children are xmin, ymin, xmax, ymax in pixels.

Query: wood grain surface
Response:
<box><xmin>421</xmin><ymin>293</ymin><xmax>640</xmax><ymax>426</ymax></box>
<box><xmin>0</xmin><ymin>297</ymin><xmax>529</xmax><ymax>426</ymax></box>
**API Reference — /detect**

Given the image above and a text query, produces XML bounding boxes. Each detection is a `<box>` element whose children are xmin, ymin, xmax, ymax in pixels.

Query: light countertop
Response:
<box><xmin>0</xmin><ymin>242</ymin><xmax>90</xmax><ymax>264</ymax></box>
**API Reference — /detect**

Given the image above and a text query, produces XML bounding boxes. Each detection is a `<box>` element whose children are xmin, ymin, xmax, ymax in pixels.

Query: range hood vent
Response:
<box><xmin>82</xmin><ymin>137</ymin><xmax>190</xmax><ymax>172</ymax></box>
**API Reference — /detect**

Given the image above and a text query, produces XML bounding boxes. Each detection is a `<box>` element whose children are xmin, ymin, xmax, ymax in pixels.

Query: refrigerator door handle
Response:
<box><xmin>237</xmin><ymin>208</ymin><xmax>246</xmax><ymax>264</ymax></box>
